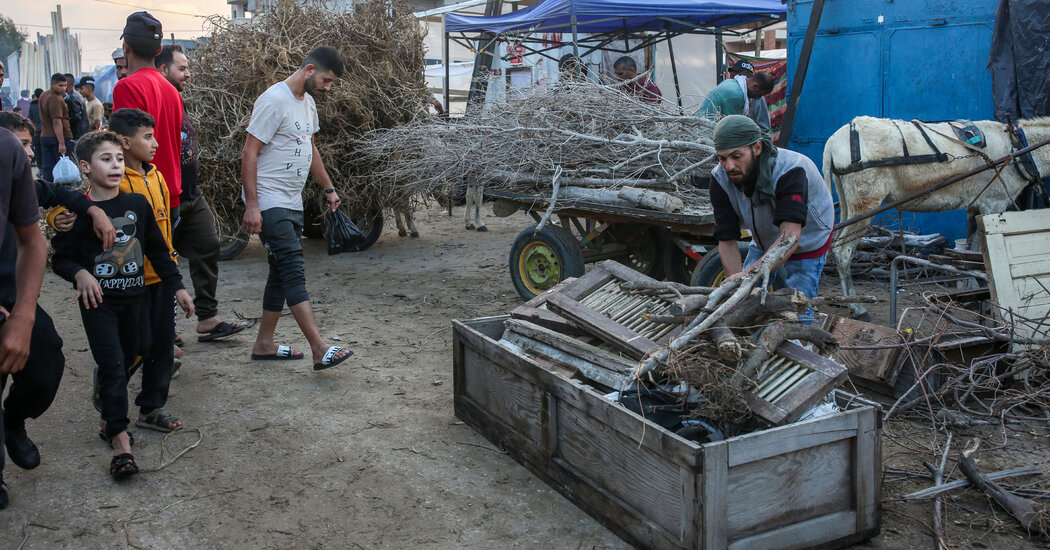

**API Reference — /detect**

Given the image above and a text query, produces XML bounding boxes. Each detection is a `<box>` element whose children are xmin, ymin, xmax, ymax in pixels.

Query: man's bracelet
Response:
<box><xmin>324</xmin><ymin>188</ymin><xmax>337</xmax><ymax>194</ymax></box>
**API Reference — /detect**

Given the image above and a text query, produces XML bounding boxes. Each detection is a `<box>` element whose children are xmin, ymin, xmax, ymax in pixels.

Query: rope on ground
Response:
<box><xmin>139</xmin><ymin>428</ymin><xmax>204</xmax><ymax>473</ymax></box>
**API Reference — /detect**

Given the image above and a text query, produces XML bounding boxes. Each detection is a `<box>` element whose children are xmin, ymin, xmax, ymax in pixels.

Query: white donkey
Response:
<box><xmin>823</xmin><ymin>116</ymin><xmax>1050</xmax><ymax>319</ymax></box>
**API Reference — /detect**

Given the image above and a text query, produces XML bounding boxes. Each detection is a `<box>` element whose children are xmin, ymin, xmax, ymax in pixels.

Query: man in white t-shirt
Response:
<box><xmin>241</xmin><ymin>46</ymin><xmax>353</xmax><ymax>371</ymax></box>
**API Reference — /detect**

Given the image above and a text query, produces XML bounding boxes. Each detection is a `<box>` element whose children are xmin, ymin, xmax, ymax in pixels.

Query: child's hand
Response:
<box><xmin>54</xmin><ymin>210</ymin><xmax>77</xmax><ymax>232</ymax></box>
<box><xmin>175</xmin><ymin>289</ymin><xmax>195</xmax><ymax>318</ymax></box>
<box><xmin>88</xmin><ymin>206</ymin><xmax>117</xmax><ymax>250</ymax></box>
<box><xmin>74</xmin><ymin>270</ymin><xmax>103</xmax><ymax>308</ymax></box>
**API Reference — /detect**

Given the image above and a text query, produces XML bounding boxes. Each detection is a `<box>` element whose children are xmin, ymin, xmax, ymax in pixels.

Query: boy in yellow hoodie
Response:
<box><xmin>108</xmin><ymin>108</ymin><xmax>183</xmax><ymax>433</ymax></box>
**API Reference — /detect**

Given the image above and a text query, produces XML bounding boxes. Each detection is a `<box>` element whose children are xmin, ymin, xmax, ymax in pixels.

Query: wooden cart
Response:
<box><xmin>489</xmin><ymin>189</ymin><xmax>749</xmax><ymax>300</ymax></box>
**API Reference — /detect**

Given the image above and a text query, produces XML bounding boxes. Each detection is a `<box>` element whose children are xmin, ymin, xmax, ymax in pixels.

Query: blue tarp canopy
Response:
<box><xmin>445</xmin><ymin>0</ymin><xmax>786</xmax><ymax>35</ymax></box>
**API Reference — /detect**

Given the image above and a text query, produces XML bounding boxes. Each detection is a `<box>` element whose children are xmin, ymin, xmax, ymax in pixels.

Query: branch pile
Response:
<box><xmin>350</xmin><ymin>79</ymin><xmax>719</xmax><ymax>213</ymax></box>
<box><xmin>185</xmin><ymin>0</ymin><xmax>428</xmax><ymax>236</ymax></box>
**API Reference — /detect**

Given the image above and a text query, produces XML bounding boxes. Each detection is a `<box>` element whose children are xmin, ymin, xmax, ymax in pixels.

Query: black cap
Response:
<box><xmin>75</xmin><ymin>76</ymin><xmax>95</xmax><ymax>88</ymax></box>
<box><xmin>121</xmin><ymin>11</ymin><xmax>162</xmax><ymax>41</ymax></box>
<box><xmin>728</xmin><ymin>60</ymin><xmax>755</xmax><ymax>75</ymax></box>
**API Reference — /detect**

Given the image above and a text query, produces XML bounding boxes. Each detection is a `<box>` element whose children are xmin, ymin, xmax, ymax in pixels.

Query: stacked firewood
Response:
<box><xmin>350</xmin><ymin>79</ymin><xmax>719</xmax><ymax>215</ymax></box>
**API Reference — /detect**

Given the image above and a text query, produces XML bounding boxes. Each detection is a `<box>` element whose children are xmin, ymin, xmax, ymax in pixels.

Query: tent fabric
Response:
<box><xmin>445</xmin><ymin>0</ymin><xmax>785</xmax><ymax>34</ymax></box>
<box><xmin>989</xmin><ymin>0</ymin><xmax>1050</xmax><ymax>125</ymax></box>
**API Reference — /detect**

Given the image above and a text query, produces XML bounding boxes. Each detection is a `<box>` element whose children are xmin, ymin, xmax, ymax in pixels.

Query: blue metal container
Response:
<box><xmin>786</xmin><ymin>0</ymin><xmax>999</xmax><ymax>242</ymax></box>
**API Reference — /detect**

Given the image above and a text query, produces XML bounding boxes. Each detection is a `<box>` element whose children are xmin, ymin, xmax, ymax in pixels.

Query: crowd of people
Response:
<box><xmin>0</xmin><ymin>11</ymin><xmax>353</xmax><ymax>506</ymax></box>
<box><xmin>0</xmin><ymin>10</ymin><xmax>819</xmax><ymax>513</ymax></box>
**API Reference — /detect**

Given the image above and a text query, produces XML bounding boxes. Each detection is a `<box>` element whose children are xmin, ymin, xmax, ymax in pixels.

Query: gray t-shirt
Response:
<box><xmin>244</xmin><ymin>82</ymin><xmax>320</xmax><ymax>212</ymax></box>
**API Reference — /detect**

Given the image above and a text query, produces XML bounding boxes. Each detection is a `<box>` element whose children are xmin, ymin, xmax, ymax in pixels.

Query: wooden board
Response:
<box><xmin>510</xmin><ymin>277</ymin><xmax>588</xmax><ymax>335</ymax></box>
<box><xmin>454</xmin><ymin>316</ymin><xmax>882</xmax><ymax>549</ymax></box>
<box><xmin>979</xmin><ymin>211</ymin><xmax>1050</xmax><ymax>347</ymax></box>
<box><xmin>544</xmin><ymin>261</ymin><xmax>683</xmax><ymax>359</ymax></box>
<box><xmin>822</xmin><ymin>314</ymin><xmax>905</xmax><ymax>393</ymax></box>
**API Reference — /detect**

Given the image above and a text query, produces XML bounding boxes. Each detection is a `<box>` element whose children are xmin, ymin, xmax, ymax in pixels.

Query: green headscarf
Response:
<box><xmin>712</xmin><ymin>115</ymin><xmax>778</xmax><ymax>205</ymax></box>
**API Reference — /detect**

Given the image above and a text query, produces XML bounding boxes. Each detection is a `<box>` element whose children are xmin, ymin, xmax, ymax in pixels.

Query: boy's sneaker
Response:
<box><xmin>171</xmin><ymin>358</ymin><xmax>182</xmax><ymax>380</ymax></box>
<box><xmin>0</xmin><ymin>476</ymin><xmax>8</xmax><ymax>510</ymax></box>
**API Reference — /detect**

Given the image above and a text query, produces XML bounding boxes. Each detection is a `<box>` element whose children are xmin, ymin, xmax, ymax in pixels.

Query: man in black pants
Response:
<box><xmin>0</xmin><ymin>125</ymin><xmax>48</xmax><ymax>509</ymax></box>
<box><xmin>241</xmin><ymin>47</ymin><xmax>352</xmax><ymax>370</ymax></box>
<box><xmin>156</xmin><ymin>45</ymin><xmax>243</xmax><ymax>344</ymax></box>
<box><xmin>0</xmin><ymin>113</ymin><xmax>115</xmax><ymax>507</ymax></box>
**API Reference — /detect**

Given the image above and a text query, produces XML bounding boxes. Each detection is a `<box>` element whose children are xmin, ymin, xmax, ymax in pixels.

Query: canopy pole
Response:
<box><xmin>665</xmin><ymin>30</ymin><xmax>683</xmax><ymax>112</ymax></box>
<box><xmin>777</xmin><ymin>0</ymin><xmax>826</xmax><ymax>148</ymax></box>
<box><xmin>442</xmin><ymin>14</ymin><xmax>450</xmax><ymax>118</ymax></box>
<box><xmin>715</xmin><ymin>30</ymin><xmax>724</xmax><ymax>83</ymax></box>
<box><xmin>571</xmin><ymin>14</ymin><xmax>580</xmax><ymax>57</ymax></box>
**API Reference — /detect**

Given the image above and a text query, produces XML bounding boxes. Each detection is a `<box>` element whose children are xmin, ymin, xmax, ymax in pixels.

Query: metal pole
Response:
<box><xmin>571</xmin><ymin>14</ymin><xmax>580</xmax><ymax>57</ymax></box>
<box><xmin>665</xmin><ymin>30</ymin><xmax>683</xmax><ymax>111</ymax></box>
<box><xmin>442</xmin><ymin>14</ymin><xmax>450</xmax><ymax>118</ymax></box>
<box><xmin>714</xmin><ymin>30</ymin><xmax>724</xmax><ymax>83</ymax></box>
<box><xmin>777</xmin><ymin>0</ymin><xmax>826</xmax><ymax>148</ymax></box>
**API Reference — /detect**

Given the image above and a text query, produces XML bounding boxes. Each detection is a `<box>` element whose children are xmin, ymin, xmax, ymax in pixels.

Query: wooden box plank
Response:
<box><xmin>979</xmin><ymin>211</ymin><xmax>1050</xmax><ymax>347</ymax></box>
<box><xmin>453</xmin><ymin>316</ymin><xmax>882</xmax><ymax>550</ymax></box>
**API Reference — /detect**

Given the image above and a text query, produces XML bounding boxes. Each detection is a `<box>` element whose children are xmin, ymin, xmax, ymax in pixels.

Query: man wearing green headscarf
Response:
<box><xmin>708</xmin><ymin>115</ymin><xmax>834</xmax><ymax>313</ymax></box>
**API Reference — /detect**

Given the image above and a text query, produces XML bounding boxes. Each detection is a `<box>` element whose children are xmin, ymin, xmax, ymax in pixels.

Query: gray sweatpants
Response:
<box><xmin>260</xmin><ymin>208</ymin><xmax>310</xmax><ymax>312</ymax></box>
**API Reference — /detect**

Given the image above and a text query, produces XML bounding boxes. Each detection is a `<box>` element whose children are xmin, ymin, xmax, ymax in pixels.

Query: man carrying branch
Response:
<box><xmin>709</xmin><ymin>115</ymin><xmax>834</xmax><ymax>310</ymax></box>
<box><xmin>241</xmin><ymin>47</ymin><xmax>353</xmax><ymax>371</ymax></box>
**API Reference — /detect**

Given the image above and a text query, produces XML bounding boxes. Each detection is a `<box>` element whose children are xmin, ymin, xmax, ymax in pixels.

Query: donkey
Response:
<box><xmin>823</xmin><ymin>116</ymin><xmax>1050</xmax><ymax>319</ymax></box>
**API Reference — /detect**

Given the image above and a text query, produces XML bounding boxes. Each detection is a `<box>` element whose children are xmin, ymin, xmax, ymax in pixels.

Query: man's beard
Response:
<box><xmin>305</xmin><ymin>76</ymin><xmax>322</xmax><ymax>96</ymax></box>
<box><xmin>728</xmin><ymin>153</ymin><xmax>760</xmax><ymax>191</ymax></box>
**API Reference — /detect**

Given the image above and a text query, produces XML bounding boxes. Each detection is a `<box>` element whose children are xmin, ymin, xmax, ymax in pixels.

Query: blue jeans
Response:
<box><xmin>743</xmin><ymin>244</ymin><xmax>827</xmax><ymax>322</ymax></box>
<box><xmin>40</xmin><ymin>136</ymin><xmax>77</xmax><ymax>183</ymax></box>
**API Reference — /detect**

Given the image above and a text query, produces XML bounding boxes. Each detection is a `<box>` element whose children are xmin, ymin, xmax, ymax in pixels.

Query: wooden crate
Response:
<box><xmin>454</xmin><ymin>316</ymin><xmax>882</xmax><ymax>550</ymax></box>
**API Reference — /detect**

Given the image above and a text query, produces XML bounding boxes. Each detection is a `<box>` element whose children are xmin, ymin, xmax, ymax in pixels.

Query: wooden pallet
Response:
<box><xmin>543</xmin><ymin>261</ymin><xmax>683</xmax><ymax>359</ymax></box>
<box><xmin>744</xmin><ymin>342</ymin><xmax>850</xmax><ymax>425</ymax></box>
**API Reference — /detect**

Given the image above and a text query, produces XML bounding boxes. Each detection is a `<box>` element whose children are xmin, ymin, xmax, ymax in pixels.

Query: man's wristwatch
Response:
<box><xmin>324</xmin><ymin>188</ymin><xmax>337</xmax><ymax>194</ymax></box>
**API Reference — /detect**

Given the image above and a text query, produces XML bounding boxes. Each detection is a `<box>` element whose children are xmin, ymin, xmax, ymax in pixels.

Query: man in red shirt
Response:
<box><xmin>113</xmin><ymin>11</ymin><xmax>183</xmax><ymax>219</ymax></box>
<box><xmin>613</xmin><ymin>56</ymin><xmax>662</xmax><ymax>105</ymax></box>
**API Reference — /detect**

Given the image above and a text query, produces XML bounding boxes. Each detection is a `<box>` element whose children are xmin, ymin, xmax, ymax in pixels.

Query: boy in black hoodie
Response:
<box><xmin>51</xmin><ymin>131</ymin><xmax>193</xmax><ymax>480</ymax></box>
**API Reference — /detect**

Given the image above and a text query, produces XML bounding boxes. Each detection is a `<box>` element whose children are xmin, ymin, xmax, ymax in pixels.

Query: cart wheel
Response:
<box><xmin>347</xmin><ymin>210</ymin><xmax>384</xmax><ymax>252</ymax></box>
<box><xmin>218</xmin><ymin>228</ymin><xmax>250</xmax><ymax>261</ymax></box>
<box><xmin>509</xmin><ymin>225</ymin><xmax>585</xmax><ymax>300</ymax></box>
<box><xmin>610</xmin><ymin>224</ymin><xmax>664</xmax><ymax>279</ymax></box>
<box><xmin>656</xmin><ymin>228</ymin><xmax>697</xmax><ymax>284</ymax></box>
<box><xmin>690</xmin><ymin>242</ymin><xmax>750</xmax><ymax>287</ymax></box>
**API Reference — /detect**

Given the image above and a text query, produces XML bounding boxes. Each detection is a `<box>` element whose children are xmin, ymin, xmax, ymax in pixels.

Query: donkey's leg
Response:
<box><xmin>464</xmin><ymin>184</ymin><xmax>477</xmax><ymax>230</ymax></box>
<box><xmin>394</xmin><ymin>208</ymin><xmax>408</xmax><ymax>237</ymax></box>
<box><xmin>472</xmin><ymin>185</ymin><xmax>487</xmax><ymax>232</ymax></box>
<box><xmin>833</xmin><ymin>225</ymin><xmax>871</xmax><ymax>321</ymax></box>
<box><xmin>405</xmin><ymin>208</ymin><xmax>419</xmax><ymax>238</ymax></box>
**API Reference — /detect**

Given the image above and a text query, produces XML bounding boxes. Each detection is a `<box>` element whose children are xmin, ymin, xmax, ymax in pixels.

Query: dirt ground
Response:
<box><xmin>0</xmin><ymin>205</ymin><xmax>1046</xmax><ymax>549</ymax></box>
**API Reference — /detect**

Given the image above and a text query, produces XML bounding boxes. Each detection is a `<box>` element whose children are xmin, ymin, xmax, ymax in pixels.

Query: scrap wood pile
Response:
<box><xmin>828</xmin><ymin>272</ymin><xmax>1050</xmax><ymax>542</ymax></box>
<box><xmin>185</xmin><ymin>0</ymin><xmax>427</xmax><ymax>235</ymax></box>
<box><xmin>350</xmin><ymin>78</ymin><xmax>719</xmax><ymax>216</ymax></box>
<box><xmin>494</xmin><ymin>232</ymin><xmax>875</xmax><ymax>442</ymax></box>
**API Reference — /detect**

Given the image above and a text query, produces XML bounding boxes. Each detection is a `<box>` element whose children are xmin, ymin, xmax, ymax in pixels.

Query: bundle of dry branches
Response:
<box><xmin>185</xmin><ymin>0</ymin><xmax>428</xmax><ymax>236</ymax></box>
<box><xmin>350</xmin><ymin>79</ymin><xmax>719</xmax><ymax>211</ymax></box>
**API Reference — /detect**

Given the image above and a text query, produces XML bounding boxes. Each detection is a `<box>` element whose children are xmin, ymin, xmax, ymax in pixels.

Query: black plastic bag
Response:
<box><xmin>324</xmin><ymin>208</ymin><xmax>363</xmax><ymax>255</ymax></box>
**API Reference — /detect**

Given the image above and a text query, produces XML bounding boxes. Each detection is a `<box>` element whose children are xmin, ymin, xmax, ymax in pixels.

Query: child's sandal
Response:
<box><xmin>110</xmin><ymin>453</ymin><xmax>139</xmax><ymax>480</ymax></box>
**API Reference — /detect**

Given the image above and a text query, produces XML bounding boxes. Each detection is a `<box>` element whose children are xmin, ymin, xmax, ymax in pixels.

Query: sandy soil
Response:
<box><xmin>0</xmin><ymin>205</ymin><xmax>1045</xmax><ymax>549</ymax></box>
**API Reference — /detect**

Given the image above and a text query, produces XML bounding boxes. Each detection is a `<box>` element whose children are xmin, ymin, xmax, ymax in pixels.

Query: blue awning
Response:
<box><xmin>445</xmin><ymin>0</ymin><xmax>786</xmax><ymax>34</ymax></box>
